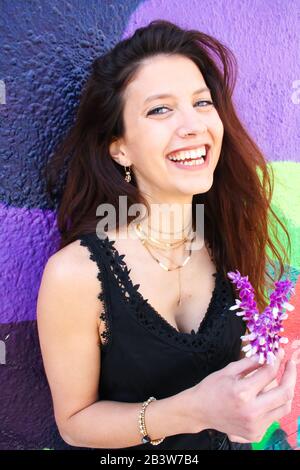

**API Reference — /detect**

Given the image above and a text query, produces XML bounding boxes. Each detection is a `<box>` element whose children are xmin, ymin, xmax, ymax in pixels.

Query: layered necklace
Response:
<box><xmin>133</xmin><ymin>220</ymin><xmax>196</xmax><ymax>307</ymax></box>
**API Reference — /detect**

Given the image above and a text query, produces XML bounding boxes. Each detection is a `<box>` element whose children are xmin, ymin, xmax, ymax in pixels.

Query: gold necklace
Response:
<box><xmin>140</xmin><ymin>235</ymin><xmax>195</xmax><ymax>271</ymax></box>
<box><xmin>135</xmin><ymin>222</ymin><xmax>193</xmax><ymax>250</ymax></box>
<box><xmin>141</xmin><ymin>218</ymin><xmax>194</xmax><ymax>235</ymax></box>
<box><xmin>133</xmin><ymin>223</ymin><xmax>195</xmax><ymax>307</ymax></box>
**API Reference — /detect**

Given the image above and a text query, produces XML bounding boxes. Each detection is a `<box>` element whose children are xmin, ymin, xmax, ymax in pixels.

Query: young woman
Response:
<box><xmin>37</xmin><ymin>20</ymin><xmax>296</xmax><ymax>450</ymax></box>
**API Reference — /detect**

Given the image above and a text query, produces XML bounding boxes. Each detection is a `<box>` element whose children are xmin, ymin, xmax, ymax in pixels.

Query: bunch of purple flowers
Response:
<box><xmin>227</xmin><ymin>270</ymin><xmax>295</xmax><ymax>365</ymax></box>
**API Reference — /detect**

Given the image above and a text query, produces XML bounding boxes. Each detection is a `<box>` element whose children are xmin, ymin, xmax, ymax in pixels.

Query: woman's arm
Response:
<box><xmin>37</xmin><ymin>242</ymin><xmax>197</xmax><ymax>449</ymax></box>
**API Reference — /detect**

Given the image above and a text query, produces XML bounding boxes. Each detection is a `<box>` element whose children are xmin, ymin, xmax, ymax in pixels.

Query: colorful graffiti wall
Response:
<box><xmin>0</xmin><ymin>0</ymin><xmax>299</xmax><ymax>450</ymax></box>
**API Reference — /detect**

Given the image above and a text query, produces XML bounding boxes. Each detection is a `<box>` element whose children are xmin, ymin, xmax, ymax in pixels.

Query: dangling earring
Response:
<box><xmin>124</xmin><ymin>165</ymin><xmax>131</xmax><ymax>183</ymax></box>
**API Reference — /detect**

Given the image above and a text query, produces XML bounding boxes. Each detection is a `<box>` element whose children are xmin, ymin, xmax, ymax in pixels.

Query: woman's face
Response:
<box><xmin>110</xmin><ymin>54</ymin><xmax>224</xmax><ymax>204</ymax></box>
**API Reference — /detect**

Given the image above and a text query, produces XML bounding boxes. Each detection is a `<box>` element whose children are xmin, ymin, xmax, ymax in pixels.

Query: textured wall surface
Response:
<box><xmin>0</xmin><ymin>0</ymin><xmax>299</xmax><ymax>450</ymax></box>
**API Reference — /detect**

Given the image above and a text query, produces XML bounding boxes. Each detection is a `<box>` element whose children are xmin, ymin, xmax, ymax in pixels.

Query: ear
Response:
<box><xmin>109</xmin><ymin>138</ymin><xmax>131</xmax><ymax>167</ymax></box>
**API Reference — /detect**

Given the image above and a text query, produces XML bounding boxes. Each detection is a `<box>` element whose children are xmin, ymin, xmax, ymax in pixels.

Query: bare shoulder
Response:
<box><xmin>39</xmin><ymin>239</ymin><xmax>101</xmax><ymax>321</ymax></box>
<box><xmin>46</xmin><ymin>238</ymin><xmax>97</xmax><ymax>282</ymax></box>
<box><xmin>37</xmin><ymin>237</ymin><xmax>104</xmax><ymax>348</ymax></box>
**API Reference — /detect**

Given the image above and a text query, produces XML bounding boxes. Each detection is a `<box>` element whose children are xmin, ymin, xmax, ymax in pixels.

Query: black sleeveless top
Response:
<box><xmin>78</xmin><ymin>232</ymin><xmax>251</xmax><ymax>450</ymax></box>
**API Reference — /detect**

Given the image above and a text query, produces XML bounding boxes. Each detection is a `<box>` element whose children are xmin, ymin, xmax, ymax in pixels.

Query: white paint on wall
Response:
<box><xmin>0</xmin><ymin>340</ymin><xmax>6</xmax><ymax>364</ymax></box>
<box><xmin>0</xmin><ymin>80</ymin><xmax>6</xmax><ymax>104</ymax></box>
<box><xmin>291</xmin><ymin>80</ymin><xmax>300</xmax><ymax>104</ymax></box>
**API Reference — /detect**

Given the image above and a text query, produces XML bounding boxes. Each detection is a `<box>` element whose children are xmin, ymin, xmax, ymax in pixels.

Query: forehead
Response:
<box><xmin>124</xmin><ymin>54</ymin><xmax>207</xmax><ymax>104</ymax></box>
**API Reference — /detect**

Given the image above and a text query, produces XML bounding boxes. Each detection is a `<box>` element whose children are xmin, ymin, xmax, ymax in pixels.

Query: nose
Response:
<box><xmin>177</xmin><ymin>111</ymin><xmax>208</xmax><ymax>137</ymax></box>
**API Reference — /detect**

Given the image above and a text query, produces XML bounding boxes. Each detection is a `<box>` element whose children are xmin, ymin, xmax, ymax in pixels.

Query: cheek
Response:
<box><xmin>211</xmin><ymin>113</ymin><xmax>224</xmax><ymax>143</ymax></box>
<box><xmin>137</xmin><ymin>118</ymin><xmax>170</xmax><ymax>147</ymax></box>
<box><xmin>218</xmin><ymin>121</ymin><xmax>224</xmax><ymax>142</ymax></box>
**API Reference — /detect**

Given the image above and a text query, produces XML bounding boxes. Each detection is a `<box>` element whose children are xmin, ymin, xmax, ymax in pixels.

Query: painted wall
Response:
<box><xmin>0</xmin><ymin>0</ymin><xmax>299</xmax><ymax>450</ymax></box>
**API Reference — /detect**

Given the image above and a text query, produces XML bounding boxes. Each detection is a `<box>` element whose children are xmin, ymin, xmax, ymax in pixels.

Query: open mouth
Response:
<box><xmin>166</xmin><ymin>145</ymin><xmax>210</xmax><ymax>168</ymax></box>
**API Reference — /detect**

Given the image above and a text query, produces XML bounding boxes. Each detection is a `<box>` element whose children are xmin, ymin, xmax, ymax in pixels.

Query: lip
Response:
<box><xmin>166</xmin><ymin>145</ymin><xmax>211</xmax><ymax>172</ymax></box>
<box><xmin>166</xmin><ymin>143</ymin><xmax>210</xmax><ymax>157</ymax></box>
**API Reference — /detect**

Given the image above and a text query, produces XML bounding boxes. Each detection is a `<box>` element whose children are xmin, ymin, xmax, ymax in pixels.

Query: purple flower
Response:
<box><xmin>227</xmin><ymin>270</ymin><xmax>295</xmax><ymax>365</ymax></box>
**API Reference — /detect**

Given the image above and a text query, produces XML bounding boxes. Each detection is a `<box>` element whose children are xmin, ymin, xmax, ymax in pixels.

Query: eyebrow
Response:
<box><xmin>143</xmin><ymin>87</ymin><xmax>211</xmax><ymax>104</ymax></box>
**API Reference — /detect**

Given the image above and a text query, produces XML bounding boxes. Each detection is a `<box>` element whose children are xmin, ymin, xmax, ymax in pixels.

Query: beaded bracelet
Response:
<box><xmin>138</xmin><ymin>396</ymin><xmax>165</xmax><ymax>445</ymax></box>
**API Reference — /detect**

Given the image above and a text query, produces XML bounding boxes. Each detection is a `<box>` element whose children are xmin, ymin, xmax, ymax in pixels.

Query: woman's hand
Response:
<box><xmin>186</xmin><ymin>349</ymin><xmax>297</xmax><ymax>443</ymax></box>
<box><xmin>227</xmin><ymin>377</ymin><xmax>279</xmax><ymax>443</ymax></box>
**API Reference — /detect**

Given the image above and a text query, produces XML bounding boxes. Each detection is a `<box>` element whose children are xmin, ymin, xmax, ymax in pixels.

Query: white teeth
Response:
<box><xmin>172</xmin><ymin>157</ymin><xmax>204</xmax><ymax>166</ymax></box>
<box><xmin>167</xmin><ymin>146</ymin><xmax>207</xmax><ymax>161</ymax></box>
<box><xmin>182</xmin><ymin>158</ymin><xmax>204</xmax><ymax>166</ymax></box>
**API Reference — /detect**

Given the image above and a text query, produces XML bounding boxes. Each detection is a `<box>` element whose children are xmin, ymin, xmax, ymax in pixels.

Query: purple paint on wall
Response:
<box><xmin>123</xmin><ymin>0</ymin><xmax>300</xmax><ymax>162</ymax></box>
<box><xmin>0</xmin><ymin>202</ymin><xmax>59</xmax><ymax>323</ymax></box>
<box><xmin>0</xmin><ymin>320</ymin><xmax>81</xmax><ymax>449</ymax></box>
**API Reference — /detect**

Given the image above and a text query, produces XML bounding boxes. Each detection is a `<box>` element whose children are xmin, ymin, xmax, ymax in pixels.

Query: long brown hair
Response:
<box><xmin>45</xmin><ymin>19</ymin><xmax>291</xmax><ymax>312</ymax></box>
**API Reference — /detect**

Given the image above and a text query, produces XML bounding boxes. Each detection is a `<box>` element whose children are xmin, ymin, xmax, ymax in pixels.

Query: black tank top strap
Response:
<box><xmin>78</xmin><ymin>231</ymin><xmax>114</xmax><ymax>349</ymax></box>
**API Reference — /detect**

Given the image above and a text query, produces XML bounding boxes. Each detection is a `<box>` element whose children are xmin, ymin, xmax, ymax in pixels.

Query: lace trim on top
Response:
<box><xmin>79</xmin><ymin>235</ymin><xmax>112</xmax><ymax>349</ymax></box>
<box><xmin>95</xmin><ymin>233</ymin><xmax>234</xmax><ymax>353</ymax></box>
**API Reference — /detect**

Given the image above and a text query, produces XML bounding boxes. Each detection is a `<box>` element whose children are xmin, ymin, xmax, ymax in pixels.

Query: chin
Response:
<box><xmin>178</xmin><ymin>181</ymin><xmax>214</xmax><ymax>196</ymax></box>
<box><xmin>196</xmin><ymin>176</ymin><xmax>214</xmax><ymax>193</ymax></box>
<box><xmin>200</xmin><ymin>180</ymin><xmax>214</xmax><ymax>194</ymax></box>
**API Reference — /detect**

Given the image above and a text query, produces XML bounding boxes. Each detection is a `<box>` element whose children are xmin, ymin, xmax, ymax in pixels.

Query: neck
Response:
<box><xmin>138</xmin><ymin>202</ymin><xmax>194</xmax><ymax>244</ymax></box>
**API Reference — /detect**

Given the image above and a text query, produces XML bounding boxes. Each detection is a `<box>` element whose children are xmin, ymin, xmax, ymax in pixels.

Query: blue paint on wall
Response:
<box><xmin>0</xmin><ymin>0</ymin><xmax>141</xmax><ymax>209</ymax></box>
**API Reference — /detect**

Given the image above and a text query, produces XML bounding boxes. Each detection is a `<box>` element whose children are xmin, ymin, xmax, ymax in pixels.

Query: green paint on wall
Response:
<box><xmin>269</xmin><ymin>162</ymin><xmax>300</xmax><ymax>270</ymax></box>
<box><xmin>251</xmin><ymin>421</ymin><xmax>280</xmax><ymax>450</ymax></box>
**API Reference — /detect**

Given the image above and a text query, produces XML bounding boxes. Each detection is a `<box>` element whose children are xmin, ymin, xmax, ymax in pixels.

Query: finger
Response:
<box><xmin>240</xmin><ymin>349</ymin><xmax>285</xmax><ymax>396</ymax></box>
<box><xmin>255</xmin><ymin>360</ymin><xmax>297</xmax><ymax>416</ymax></box>
<box><xmin>261</xmin><ymin>398</ymin><xmax>293</xmax><ymax>429</ymax></box>
<box><xmin>259</xmin><ymin>377</ymin><xmax>278</xmax><ymax>394</ymax></box>
<box><xmin>228</xmin><ymin>353</ymin><xmax>265</xmax><ymax>378</ymax></box>
<box><xmin>279</xmin><ymin>359</ymin><xmax>297</xmax><ymax>392</ymax></box>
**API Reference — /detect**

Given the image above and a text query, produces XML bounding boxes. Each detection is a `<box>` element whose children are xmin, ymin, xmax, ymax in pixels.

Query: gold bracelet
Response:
<box><xmin>138</xmin><ymin>396</ymin><xmax>165</xmax><ymax>445</ymax></box>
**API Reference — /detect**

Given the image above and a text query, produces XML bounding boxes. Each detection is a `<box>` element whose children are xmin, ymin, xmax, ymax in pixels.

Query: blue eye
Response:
<box><xmin>147</xmin><ymin>100</ymin><xmax>214</xmax><ymax>116</ymax></box>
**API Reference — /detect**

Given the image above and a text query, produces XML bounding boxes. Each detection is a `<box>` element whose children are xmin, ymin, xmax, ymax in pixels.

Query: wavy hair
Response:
<box><xmin>45</xmin><ymin>19</ymin><xmax>291</xmax><ymax>312</ymax></box>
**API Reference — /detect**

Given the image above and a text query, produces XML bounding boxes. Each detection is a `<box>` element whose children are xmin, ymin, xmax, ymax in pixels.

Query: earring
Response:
<box><xmin>124</xmin><ymin>165</ymin><xmax>131</xmax><ymax>183</ymax></box>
